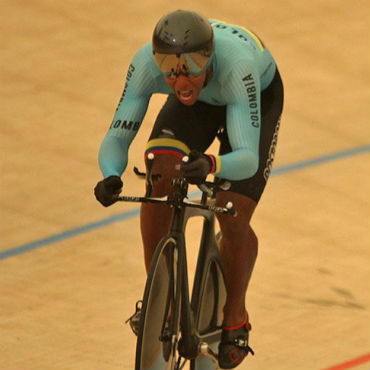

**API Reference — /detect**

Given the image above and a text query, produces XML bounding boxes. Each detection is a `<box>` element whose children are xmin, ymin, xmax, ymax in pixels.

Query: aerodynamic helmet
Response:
<box><xmin>152</xmin><ymin>9</ymin><xmax>214</xmax><ymax>78</ymax></box>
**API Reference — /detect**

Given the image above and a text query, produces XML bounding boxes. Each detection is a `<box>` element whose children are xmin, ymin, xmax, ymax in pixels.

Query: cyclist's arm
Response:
<box><xmin>98</xmin><ymin>45</ymin><xmax>154</xmax><ymax>178</ymax></box>
<box><xmin>212</xmin><ymin>62</ymin><xmax>261</xmax><ymax>180</ymax></box>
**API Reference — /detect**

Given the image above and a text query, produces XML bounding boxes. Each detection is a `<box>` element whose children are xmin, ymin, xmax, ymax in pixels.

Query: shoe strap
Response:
<box><xmin>223</xmin><ymin>313</ymin><xmax>250</xmax><ymax>332</ymax></box>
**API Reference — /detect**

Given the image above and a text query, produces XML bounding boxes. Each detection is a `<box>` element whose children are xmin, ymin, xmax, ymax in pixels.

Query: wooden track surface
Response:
<box><xmin>1</xmin><ymin>1</ymin><xmax>369</xmax><ymax>369</ymax></box>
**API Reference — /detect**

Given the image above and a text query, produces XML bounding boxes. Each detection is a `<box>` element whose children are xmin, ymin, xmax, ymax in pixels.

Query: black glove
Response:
<box><xmin>180</xmin><ymin>150</ymin><xmax>213</xmax><ymax>184</ymax></box>
<box><xmin>94</xmin><ymin>176</ymin><xmax>123</xmax><ymax>207</ymax></box>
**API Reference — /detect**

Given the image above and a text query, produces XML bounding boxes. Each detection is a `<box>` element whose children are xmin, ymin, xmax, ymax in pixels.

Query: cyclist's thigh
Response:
<box><xmin>217</xmin><ymin>69</ymin><xmax>284</xmax><ymax>203</ymax></box>
<box><xmin>146</xmin><ymin>95</ymin><xmax>226</xmax><ymax>158</ymax></box>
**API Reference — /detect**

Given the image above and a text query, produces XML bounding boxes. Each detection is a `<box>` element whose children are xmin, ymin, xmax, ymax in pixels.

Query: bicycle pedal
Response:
<box><xmin>125</xmin><ymin>300</ymin><xmax>142</xmax><ymax>336</ymax></box>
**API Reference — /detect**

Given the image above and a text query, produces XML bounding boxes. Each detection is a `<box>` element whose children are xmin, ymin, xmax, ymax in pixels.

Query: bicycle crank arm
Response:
<box><xmin>199</xmin><ymin>342</ymin><xmax>219</xmax><ymax>364</ymax></box>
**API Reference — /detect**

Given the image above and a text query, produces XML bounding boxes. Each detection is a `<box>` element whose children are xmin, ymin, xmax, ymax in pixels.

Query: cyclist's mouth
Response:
<box><xmin>177</xmin><ymin>90</ymin><xmax>194</xmax><ymax>102</ymax></box>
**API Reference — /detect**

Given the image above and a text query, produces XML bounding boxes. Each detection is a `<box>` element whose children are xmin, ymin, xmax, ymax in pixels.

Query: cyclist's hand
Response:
<box><xmin>94</xmin><ymin>176</ymin><xmax>123</xmax><ymax>207</ymax></box>
<box><xmin>180</xmin><ymin>150</ymin><xmax>212</xmax><ymax>184</ymax></box>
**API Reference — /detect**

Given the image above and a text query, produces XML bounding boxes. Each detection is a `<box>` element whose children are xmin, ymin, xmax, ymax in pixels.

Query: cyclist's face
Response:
<box><xmin>165</xmin><ymin>72</ymin><xmax>207</xmax><ymax>106</ymax></box>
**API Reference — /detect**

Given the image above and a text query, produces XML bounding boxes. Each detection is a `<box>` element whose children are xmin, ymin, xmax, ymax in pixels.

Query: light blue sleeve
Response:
<box><xmin>216</xmin><ymin>62</ymin><xmax>261</xmax><ymax>180</ymax></box>
<box><xmin>98</xmin><ymin>44</ymin><xmax>155</xmax><ymax>178</ymax></box>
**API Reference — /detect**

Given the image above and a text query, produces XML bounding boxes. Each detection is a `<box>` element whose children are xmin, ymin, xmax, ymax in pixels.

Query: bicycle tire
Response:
<box><xmin>135</xmin><ymin>237</ymin><xmax>182</xmax><ymax>370</ymax></box>
<box><xmin>190</xmin><ymin>232</ymin><xmax>226</xmax><ymax>370</ymax></box>
<box><xmin>196</xmin><ymin>260</ymin><xmax>226</xmax><ymax>334</ymax></box>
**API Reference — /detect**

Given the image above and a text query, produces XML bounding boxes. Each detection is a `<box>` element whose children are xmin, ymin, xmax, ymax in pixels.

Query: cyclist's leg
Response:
<box><xmin>140</xmin><ymin>153</ymin><xmax>182</xmax><ymax>272</ymax></box>
<box><xmin>216</xmin><ymin>68</ymin><xmax>284</xmax><ymax>327</ymax></box>
<box><xmin>216</xmin><ymin>192</ymin><xmax>257</xmax><ymax>326</ymax></box>
<box><xmin>140</xmin><ymin>95</ymin><xmax>223</xmax><ymax>272</ymax></box>
<box><xmin>215</xmin><ymin>68</ymin><xmax>283</xmax><ymax>368</ymax></box>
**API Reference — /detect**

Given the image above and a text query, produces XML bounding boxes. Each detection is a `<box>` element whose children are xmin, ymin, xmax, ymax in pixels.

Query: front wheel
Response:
<box><xmin>135</xmin><ymin>237</ymin><xmax>182</xmax><ymax>370</ymax></box>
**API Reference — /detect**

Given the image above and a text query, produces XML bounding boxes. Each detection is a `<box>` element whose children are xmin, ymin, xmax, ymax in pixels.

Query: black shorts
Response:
<box><xmin>146</xmin><ymin>69</ymin><xmax>284</xmax><ymax>203</ymax></box>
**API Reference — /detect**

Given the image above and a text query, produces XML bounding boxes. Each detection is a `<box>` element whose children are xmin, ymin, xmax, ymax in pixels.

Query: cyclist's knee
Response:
<box><xmin>222</xmin><ymin>222</ymin><xmax>258</xmax><ymax>247</ymax></box>
<box><xmin>146</xmin><ymin>153</ymin><xmax>182</xmax><ymax>197</ymax></box>
<box><xmin>216</xmin><ymin>192</ymin><xmax>258</xmax><ymax>241</ymax></box>
<box><xmin>220</xmin><ymin>223</ymin><xmax>258</xmax><ymax>261</ymax></box>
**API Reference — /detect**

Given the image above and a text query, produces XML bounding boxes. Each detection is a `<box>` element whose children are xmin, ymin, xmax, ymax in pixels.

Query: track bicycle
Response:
<box><xmin>118</xmin><ymin>154</ymin><xmax>236</xmax><ymax>370</ymax></box>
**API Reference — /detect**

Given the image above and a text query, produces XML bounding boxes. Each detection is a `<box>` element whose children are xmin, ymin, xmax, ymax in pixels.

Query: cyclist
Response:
<box><xmin>94</xmin><ymin>9</ymin><xmax>283</xmax><ymax>369</ymax></box>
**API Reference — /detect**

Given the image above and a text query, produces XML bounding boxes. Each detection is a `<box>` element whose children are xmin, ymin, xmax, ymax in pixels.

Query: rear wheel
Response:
<box><xmin>135</xmin><ymin>237</ymin><xmax>181</xmax><ymax>370</ymax></box>
<box><xmin>191</xmin><ymin>258</ymin><xmax>226</xmax><ymax>370</ymax></box>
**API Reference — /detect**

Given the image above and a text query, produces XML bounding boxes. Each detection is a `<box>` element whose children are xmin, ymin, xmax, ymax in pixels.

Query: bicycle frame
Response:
<box><xmin>156</xmin><ymin>182</ymin><xmax>226</xmax><ymax>364</ymax></box>
<box><xmin>118</xmin><ymin>157</ymin><xmax>234</xmax><ymax>369</ymax></box>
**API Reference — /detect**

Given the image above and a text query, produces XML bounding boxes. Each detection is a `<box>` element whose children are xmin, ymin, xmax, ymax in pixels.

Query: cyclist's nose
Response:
<box><xmin>174</xmin><ymin>74</ymin><xmax>192</xmax><ymax>89</ymax></box>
